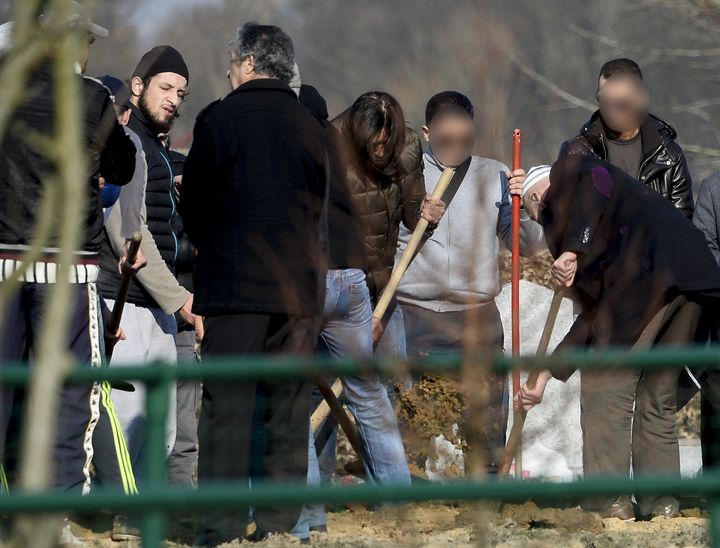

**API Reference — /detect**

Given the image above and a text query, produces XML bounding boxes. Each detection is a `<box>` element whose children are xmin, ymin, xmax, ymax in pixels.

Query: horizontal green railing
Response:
<box><xmin>1</xmin><ymin>345</ymin><xmax>717</xmax><ymax>385</ymax></box>
<box><xmin>2</xmin><ymin>346</ymin><xmax>719</xmax><ymax>547</ymax></box>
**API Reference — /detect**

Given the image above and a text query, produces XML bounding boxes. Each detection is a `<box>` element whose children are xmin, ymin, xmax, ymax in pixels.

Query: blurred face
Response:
<box><xmin>422</xmin><ymin>110</ymin><xmax>475</xmax><ymax>168</ymax></box>
<box><xmin>131</xmin><ymin>72</ymin><xmax>187</xmax><ymax>135</ymax></box>
<box><xmin>117</xmin><ymin>107</ymin><xmax>131</xmax><ymax>126</ymax></box>
<box><xmin>522</xmin><ymin>177</ymin><xmax>551</xmax><ymax>222</ymax></box>
<box><xmin>597</xmin><ymin>75</ymin><xmax>649</xmax><ymax>134</ymax></box>
<box><xmin>78</xmin><ymin>33</ymin><xmax>95</xmax><ymax>74</ymax></box>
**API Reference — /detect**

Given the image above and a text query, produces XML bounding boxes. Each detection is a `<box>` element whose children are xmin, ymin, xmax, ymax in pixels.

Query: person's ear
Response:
<box><xmin>130</xmin><ymin>76</ymin><xmax>144</xmax><ymax>97</ymax></box>
<box><xmin>244</xmin><ymin>56</ymin><xmax>255</xmax><ymax>75</ymax></box>
<box><xmin>421</xmin><ymin>125</ymin><xmax>430</xmax><ymax>143</ymax></box>
<box><xmin>120</xmin><ymin>108</ymin><xmax>131</xmax><ymax>126</ymax></box>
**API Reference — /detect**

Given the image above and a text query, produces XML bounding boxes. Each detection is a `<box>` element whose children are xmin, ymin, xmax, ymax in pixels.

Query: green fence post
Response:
<box><xmin>710</xmin><ymin>496</ymin><xmax>720</xmax><ymax>548</ymax></box>
<box><xmin>709</xmin><ymin>467</ymin><xmax>720</xmax><ymax>548</ymax></box>
<box><xmin>141</xmin><ymin>363</ymin><xmax>171</xmax><ymax>548</ymax></box>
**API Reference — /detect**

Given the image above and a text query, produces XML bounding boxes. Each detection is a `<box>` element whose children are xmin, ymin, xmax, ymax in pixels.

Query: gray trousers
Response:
<box><xmin>106</xmin><ymin>300</ymin><xmax>177</xmax><ymax>485</ymax></box>
<box><xmin>169</xmin><ymin>323</ymin><xmax>200</xmax><ymax>486</ymax></box>
<box><xmin>581</xmin><ymin>295</ymin><xmax>702</xmax><ymax>514</ymax></box>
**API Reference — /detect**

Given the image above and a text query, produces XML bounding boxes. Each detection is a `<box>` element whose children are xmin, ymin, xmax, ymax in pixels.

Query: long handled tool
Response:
<box><xmin>372</xmin><ymin>166</ymin><xmax>456</xmax><ymax>321</ymax></box>
<box><xmin>313</xmin><ymin>378</ymin><xmax>365</xmax><ymax>460</ymax></box>
<box><xmin>106</xmin><ymin>231</ymin><xmax>142</xmax><ymax>352</ymax></box>
<box><xmin>510</xmin><ymin>129</ymin><xmax>522</xmax><ymax>478</ymax></box>
<box><xmin>105</xmin><ymin>232</ymin><xmax>142</xmax><ymax>392</ymax></box>
<box><xmin>499</xmin><ymin>289</ymin><xmax>565</xmax><ymax>477</ymax></box>
<box><xmin>311</xmin><ymin>378</ymin><xmax>344</xmax><ymax>434</ymax></box>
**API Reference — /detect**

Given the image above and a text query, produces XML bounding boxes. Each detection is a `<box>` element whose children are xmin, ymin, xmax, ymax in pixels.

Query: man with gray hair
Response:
<box><xmin>180</xmin><ymin>22</ymin><xmax>329</xmax><ymax>544</ymax></box>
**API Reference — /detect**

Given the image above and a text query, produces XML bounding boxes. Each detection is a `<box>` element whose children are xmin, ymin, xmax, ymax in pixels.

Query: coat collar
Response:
<box><xmin>580</xmin><ymin>110</ymin><xmax>677</xmax><ymax>161</ymax></box>
<box><xmin>226</xmin><ymin>78</ymin><xmax>298</xmax><ymax>100</ymax></box>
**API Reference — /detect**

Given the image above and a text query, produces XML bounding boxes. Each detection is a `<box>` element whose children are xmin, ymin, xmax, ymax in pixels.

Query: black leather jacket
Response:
<box><xmin>558</xmin><ymin>111</ymin><xmax>694</xmax><ymax>218</ymax></box>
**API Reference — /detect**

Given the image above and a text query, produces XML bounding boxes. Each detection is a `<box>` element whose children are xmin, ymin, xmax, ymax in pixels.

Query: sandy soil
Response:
<box><xmin>62</xmin><ymin>502</ymin><xmax>710</xmax><ymax>547</ymax></box>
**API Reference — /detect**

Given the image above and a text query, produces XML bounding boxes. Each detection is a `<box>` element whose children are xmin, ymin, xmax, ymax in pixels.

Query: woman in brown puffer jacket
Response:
<box><xmin>333</xmin><ymin>91</ymin><xmax>445</xmax><ymax>350</ymax></box>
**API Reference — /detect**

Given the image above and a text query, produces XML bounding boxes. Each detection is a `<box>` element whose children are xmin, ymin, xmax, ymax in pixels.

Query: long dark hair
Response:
<box><xmin>343</xmin><ymin>91</ymin><xmax>406</xmax><ymax>180</ymax></box>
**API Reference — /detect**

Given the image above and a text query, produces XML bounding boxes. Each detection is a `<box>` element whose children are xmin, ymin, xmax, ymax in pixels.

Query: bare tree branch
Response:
<box><xmin>505</xmin><ymin>51</ymin><xmax>596</xmax><ymax>112</ymax></box>
<box><xmin>506</xmin><ymin>50</ymin><xmax>720</xmax><ymax>159</ymax></box>
<box><xmin>566</xmin><ymin>21</ymin><xmax>720</xmax><ymax>59</ymax></box>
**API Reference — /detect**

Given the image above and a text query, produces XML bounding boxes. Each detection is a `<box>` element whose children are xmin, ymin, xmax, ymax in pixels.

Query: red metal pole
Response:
<box><xmin>511</xmin><ymin>129</ymin><xmax>522</xmax><ymax>478</ymax></box>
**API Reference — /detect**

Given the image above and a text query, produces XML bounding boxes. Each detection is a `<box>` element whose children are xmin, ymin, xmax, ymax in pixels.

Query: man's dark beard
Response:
<box><xmin>139</xmin><ymin>91</ymin><xmax>174</xmax><ymax>135</ymax></box>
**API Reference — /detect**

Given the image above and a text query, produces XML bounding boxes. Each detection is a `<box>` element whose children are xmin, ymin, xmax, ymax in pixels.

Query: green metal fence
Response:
<box><xmin>2</xmin><ymin>346</ymin><xmax>720</xmax><ymax>547</ymax></box>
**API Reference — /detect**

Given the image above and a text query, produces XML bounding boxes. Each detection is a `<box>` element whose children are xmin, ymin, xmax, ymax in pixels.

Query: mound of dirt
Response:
<box><xmin>395</xmin><ymin>376</ymin><xmax>464</xmax><ymax>469</ymax></box>
<box><xmin>498</xmin><ymin>501</ymin><xmax>604</xmax><ymax>533</ymax></box>
<box><xmin>500</xmin><ymin>247</ymin><xmax>556</xmax><ymax>290</ymax></box>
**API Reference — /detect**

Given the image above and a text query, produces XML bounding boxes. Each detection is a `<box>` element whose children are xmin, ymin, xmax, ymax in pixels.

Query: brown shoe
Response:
<box><xmin>597</xmin><ymin>496</ymin><xmax>636</xmax><ymax>521</ymax></box>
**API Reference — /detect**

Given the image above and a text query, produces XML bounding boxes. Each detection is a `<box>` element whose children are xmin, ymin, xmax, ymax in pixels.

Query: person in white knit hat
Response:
<box><xmin>516</xmin><ymin>155</ymin><xmax>720</xmax><ymax>521</ymax></box>
<box><xmin>519</xmin><ymin>164</ymin><xmax>552</xmax><ymax>221</ymax></box>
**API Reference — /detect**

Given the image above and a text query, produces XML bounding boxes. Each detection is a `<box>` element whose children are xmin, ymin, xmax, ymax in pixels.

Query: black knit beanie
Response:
<box><xmin>132</xmin><ymin>45</ymin><xmax>189</xmax><ymax>83</ymax></box>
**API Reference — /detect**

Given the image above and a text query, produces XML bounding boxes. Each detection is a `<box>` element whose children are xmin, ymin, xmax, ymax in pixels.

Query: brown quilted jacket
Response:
<box><xmin>333</xmin><ymin>113</ymin><xmax>426</xmax><ymax>302</ymax></box>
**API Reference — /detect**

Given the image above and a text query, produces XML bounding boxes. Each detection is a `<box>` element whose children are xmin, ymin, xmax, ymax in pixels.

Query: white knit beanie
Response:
<box><xmin>522</xmin><ymin>165</ymin><xmax>552</xmax><ymax>197</ymax></box>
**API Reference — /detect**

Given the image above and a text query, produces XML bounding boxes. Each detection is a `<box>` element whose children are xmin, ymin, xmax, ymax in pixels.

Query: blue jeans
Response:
<box><xmin>374</xmin><ymin>299</ymin><xmax>407</xmax><ymax>361</ymax></box>
<box><xmin>290</xmin><ymin>421</ymin><xmax>323</xmax><ymax>539</ymax></box>
<box><xmin>294</xmin><ymin>269</ymin><xmax>411</xmax><ymax>535</ymax></box>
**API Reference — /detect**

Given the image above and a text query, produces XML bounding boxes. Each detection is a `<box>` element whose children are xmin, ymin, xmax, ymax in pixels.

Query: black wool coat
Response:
<box><xmin>180</xmin><ymin>79</ymin><xmax>329</xmax><ymax>317</ymax></box>
<box><xmin>543</xmin><ymin>155</ymin><xmax>720</xmax><ymax>357</ymax></box>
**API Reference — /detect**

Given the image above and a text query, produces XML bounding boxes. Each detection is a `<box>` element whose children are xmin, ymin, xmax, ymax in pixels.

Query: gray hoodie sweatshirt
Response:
<box><xmin>395</xmin><ymin>153</ymin><xmax>544</xmax><ymax>312</ymax></box>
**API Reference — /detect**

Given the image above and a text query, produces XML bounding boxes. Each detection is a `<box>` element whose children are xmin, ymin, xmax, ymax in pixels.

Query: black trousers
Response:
<box><xmin>679</xmin><ymin>370</ymin><xmax>720</xmax><ymax>468</ymax></box>
<box><xmin>677</xmin><ymin>297</ymin><xmax>720</xmax><ymax>470</ymax></box>
<box><xmin>0</xmin><ymin>282</ymin><xmax>112</xmax><ymax>492</ymax></box>
<box><xmin>402</xmin><ymin>302</ymin><xmax>507</xmax><ymax>473</ymax></box>
<box><xmin>198</xmin><ymin>313</ymin><xmax>317</xmax><ymax>541</ymax></box>
<box><xmin>699</xmin><ymin>370</ymin><xmax>720</xmax><ymax>467</ymax></box>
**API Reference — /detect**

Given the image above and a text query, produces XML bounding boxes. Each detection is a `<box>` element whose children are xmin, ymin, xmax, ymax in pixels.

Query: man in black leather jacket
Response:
<box><xmin>558</xmin><ymin>58</ymin><xmax>693</xmax><ymax>218</ymax></box>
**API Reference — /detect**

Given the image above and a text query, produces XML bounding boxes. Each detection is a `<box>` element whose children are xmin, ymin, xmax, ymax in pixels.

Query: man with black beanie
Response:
<box><xmin>98</xmin><ymin>45</ymin><xmax>201</xmax><ymax>541</ymax></box>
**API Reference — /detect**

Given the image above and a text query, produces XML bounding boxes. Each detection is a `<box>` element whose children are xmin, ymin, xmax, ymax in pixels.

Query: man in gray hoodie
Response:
<box><xmin>395</xmin><ymin>91</ymin><xmax>543</xmax><ymax>472</ymax></box>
